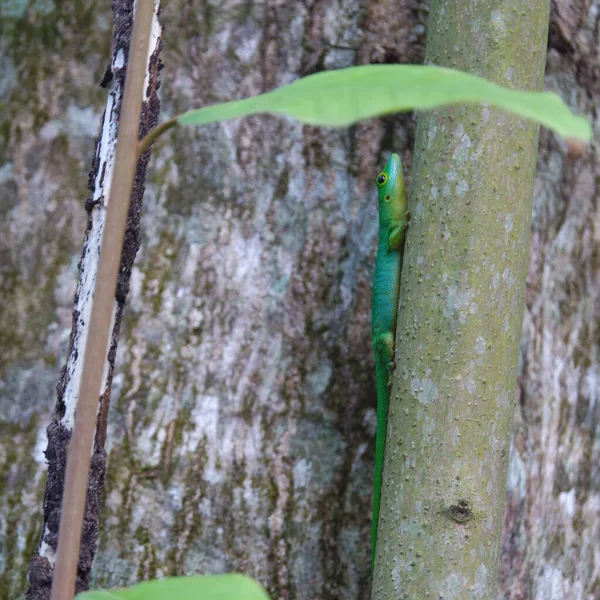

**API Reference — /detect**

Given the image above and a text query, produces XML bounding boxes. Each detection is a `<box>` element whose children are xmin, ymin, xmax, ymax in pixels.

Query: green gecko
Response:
<box><xmin>371</xmin><ymin>153</ymin><xmax>409</xmax><ymax>567</ymax></box>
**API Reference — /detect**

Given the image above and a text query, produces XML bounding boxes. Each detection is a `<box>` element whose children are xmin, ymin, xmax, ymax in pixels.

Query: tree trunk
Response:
<box><xmin>0</xmin><ymin>1</ymin><xmax>598</xmax><ymax>599</ymax></box>
<box><xmin>371</xmin><ymin>0</ymin><xmax>550</xmax><ymax>597</ymax></box>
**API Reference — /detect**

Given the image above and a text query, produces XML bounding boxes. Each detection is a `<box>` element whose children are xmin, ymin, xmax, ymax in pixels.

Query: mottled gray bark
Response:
<box><xmin>0</xmin><ymin>1</ymin><xmax>598</xmax><ymax>600</ymax></box>
<box><xmin>372</xmin><ymin>0</ymin><xmax>549</xmax><ymax>597</ymax></box>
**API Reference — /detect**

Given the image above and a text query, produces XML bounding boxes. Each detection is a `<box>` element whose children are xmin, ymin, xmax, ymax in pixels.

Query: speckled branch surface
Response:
<box><xmin>371</xmin><ymin>1</ymin><xmax>550</xmax><ymax>598</ymax></box>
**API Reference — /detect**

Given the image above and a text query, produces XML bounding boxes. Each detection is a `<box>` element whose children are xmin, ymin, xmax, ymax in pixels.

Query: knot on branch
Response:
<box><xmin>448</xmin><ymin>499</ymin><xmax>472</xmax><ymax>523</ymax></box>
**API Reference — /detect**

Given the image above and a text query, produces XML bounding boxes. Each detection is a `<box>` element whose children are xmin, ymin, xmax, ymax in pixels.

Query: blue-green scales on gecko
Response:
<box><xmin>371</xmin><ymin>153</ymin><xmax>409</xmax><ymax>567</ymax></box>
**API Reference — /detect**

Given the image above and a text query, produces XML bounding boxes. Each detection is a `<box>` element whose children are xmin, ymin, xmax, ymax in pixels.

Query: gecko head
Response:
<box><xmin>376</xmin><ymin>153</ymin><xmax>405</xmax><ymax>209</ymax></box>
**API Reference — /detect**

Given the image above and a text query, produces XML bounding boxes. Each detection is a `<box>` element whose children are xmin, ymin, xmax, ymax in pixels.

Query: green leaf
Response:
<box><xmin>76</xmin><ymin>574</ymin><xmax>271</xmax><ymax>600</ymax></box>
<box><xmin>178</xmin><ymin>64</ymin><xmax>591</xmax><ymax>142</ymax></box>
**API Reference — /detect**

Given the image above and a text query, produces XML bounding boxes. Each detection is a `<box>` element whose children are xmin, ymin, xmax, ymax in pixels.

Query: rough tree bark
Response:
<box><xmin>0</xmin><ymin>1</ymin><xmax>598</xmax><ymax>600</ymax></box>
<box><xmin>371</xmin><ymin>0</ymin><xmax>550</xmax><ymax>598</ymax></box>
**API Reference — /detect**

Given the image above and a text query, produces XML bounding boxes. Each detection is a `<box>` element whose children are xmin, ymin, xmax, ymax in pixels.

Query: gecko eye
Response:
<box><xmin>376</xmin><ymin>173</ymin><xmax>387</xmax><ymax>185</ymax></box>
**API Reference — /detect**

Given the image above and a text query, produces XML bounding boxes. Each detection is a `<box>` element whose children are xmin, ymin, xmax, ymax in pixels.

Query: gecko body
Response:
<box><xmin>371</xmin><ymin>153</ymin><xmax>409</xmax><ymax>566</ymax></box>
